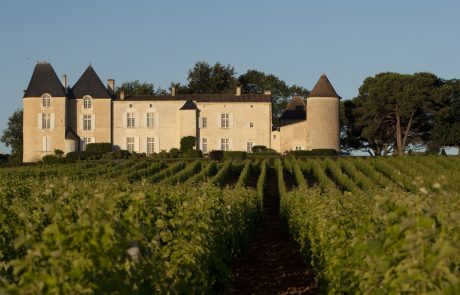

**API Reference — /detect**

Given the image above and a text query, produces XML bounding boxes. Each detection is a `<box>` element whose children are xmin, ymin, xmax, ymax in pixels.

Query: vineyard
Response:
<box><xmin>0</xmin><ymin>156</ymin><xmax>459</xmax><ymax>294</ymax></box>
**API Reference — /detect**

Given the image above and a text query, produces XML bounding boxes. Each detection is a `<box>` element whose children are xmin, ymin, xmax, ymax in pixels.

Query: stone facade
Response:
<box><xmin>22</xmin><ymin>63</ymin><xmax>340</xmax><ymax>162</ymax></box>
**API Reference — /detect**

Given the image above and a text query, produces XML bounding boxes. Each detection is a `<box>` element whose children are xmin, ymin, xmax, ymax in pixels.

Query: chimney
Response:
<box><xmin>62</xmin><ymin>75</ymin><xmax>67</xmax><ymax>88</ymax></box>
<box><xmin>120</xmin><ymin>90</ymin><xmax>125</xmax><ymax>100</ymax></box>
<box><xmin>264</xmin><ymin>90</ymin><xmax>272</xmax><ymax>95</ymax></box>
<box><xmin>236</xmin><ymin>86</ymin><xmax>241</xmax><ymax>96</ymax></box>
<box><xmin>171</xmin><ymin>86</ymin><xmax>176</xmax><ymax>96</ymax></box>
<box><xmin>107</xmin><ymin>79</ymin><xmax>115</xmax><ymax>91</ymax></box>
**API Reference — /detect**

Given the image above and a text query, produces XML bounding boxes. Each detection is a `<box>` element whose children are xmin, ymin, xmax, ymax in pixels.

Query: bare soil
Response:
<box><xmin>228</xmin><ymin>167</ymin><xmax>318</xmax><ymax>295</ymax></box>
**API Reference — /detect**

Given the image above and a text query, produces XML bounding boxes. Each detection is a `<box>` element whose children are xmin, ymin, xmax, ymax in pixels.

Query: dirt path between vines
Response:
<box><xmin>228</xmin><ymin>167</ymin><xmax>318</xmax><ymax>295</ymax></box>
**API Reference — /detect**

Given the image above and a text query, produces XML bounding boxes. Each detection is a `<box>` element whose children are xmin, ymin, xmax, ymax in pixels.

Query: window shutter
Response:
<box><xmin>135</xmin><ymin>137</ymin><xmax>140</xmax><ymax>152</ymax></box>
<box><xmin>217</xmin><ymin>138</ymin><xmax>221</xmax><ymax>150</ymax></box>
<box><xmin>91</xmin><ymin>115</ymin><xmax>96</xmax><ymax>131</ymax></box>
<box><xmin>50</xmin><ymin>113</ymin><xmax>55</xmax><ymax>130</ymax></box>
<box><xmin>38</xmin><ymin>113</ymin><xmax>42</xmax><ymax>130</ymax></box>
<box><xmin>42</xmin><ymin>136</ymin><xmax>46</xmax><ymax>151</ymax></box>
<box><xmin>156</xmin><ymin>137</ymin><xmax>160</xmax><ymax>153</ymax></box>
<box><xmin>229</xmin><ymin>138</ymin><xmax>233</xmax><ymax>151</ymax></box>
<box><xmin>198</xmin><ymin>117</ymin><xmax>203</xmax><ymax>128</ymax></box>
<box><xmin>155</xmin><ymin>112</ymin><xmax>160</xmax><ymax>128</ymax></box>
<box><xmin>91</xmin><ymin>137</ymin><xmax>96</xmax><ymax>144</ymax></box>
<box><xmin>47</xmin><ymin>137</ymin><xmax>52</xmax><ymax>152</ymax></box>
<box><xmin>79</xmin><ymin>115</ymin><xmax>83</xmax><ymax>131</ymax></box>
<box><xmin>217</xmin><ymin>114</ymin><xmax>221</xmax><ymax>128</ymax></box>
<box><xmin>229</xmin><ymin>113</ymin><xmax>234</xmax><ymax>128</ymax></box>
<box><xmin>122</xmin><ymin>113</ymin><xmax>127</xmax><ymax>128</ymax></box>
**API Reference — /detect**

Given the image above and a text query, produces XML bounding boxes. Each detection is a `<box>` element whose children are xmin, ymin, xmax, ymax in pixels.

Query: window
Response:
<box><xmin>147</xmin><ymin>137</ymin><xmax>155</xmax><ymax>155</ymax></box>
<box><xmin>295</xmin><ymin>146</ymin><xmax>302</xmax><ymax>151</ymax></box>
<box><xmin>149</xmin><ymin>104</ymin><xmax>153</xmax><ymax>108</ymax></box>
<box><xmin>221</xmin><ymin>138</ymin><xmax>229</xmax><ymax>151</ymax></box>
<box><xmin>127</xmin><ymin>137</ymin><xmax>135</xmax><ymax>153</ymax></box>
<box><xmin>42</xmin><ymin>113</ymin><xmax>51</xmax><ymax>130</ymax></box>
<box><xmin>83</xmin><ymin>96</ymin><xmax>92</xmax><ymax>109</ymax></box>
<box><xmin>202</xmin><ymin>138</ymin><xmax>208</xmax><ymax>153</ymax></box>
<box><xmin>202</xmin><ymin>117</ymin><xmax>207</xmax><ymax>128</ymax></box>
<box><xmin>83</xmin><ymin>114</ymin><xmax>92</xmax><ymax>131</ymax></box>
<box><xmin>221</xmin><ymin>114</ymin><xmax>229</xmax><ymax>128</ymax></box>
<box><xmin>247</xmin><ymin>142</ymin><xmax>254</xmax><ymax>153</ymax></box>
<box><xmin>127</xmin><ymin>113</ymin><xmax>135</xmax><ymax>128</ymax></box>
<box><xmin>42</xmin><ymin>94</ymin><xmax>51</xmax><ymax>108</ymax></box>
<box><xmin>82</xmin><ymin>137</ymin><xmax>93</xmax><ymax>151</ymax></box>
<box><xmin>249</xmin><ymin>122</ymin><xmax>254</xmax><ymax>128</ymax></box>
<box><xmin>147</xmin><ymin>112</ymin><xmax>155</xmax><ymax>128</ymax></box>
<box><xmin>42</xmin><ymin>136</ymin><xmax>51</xmax><ymax>152</ymax></box>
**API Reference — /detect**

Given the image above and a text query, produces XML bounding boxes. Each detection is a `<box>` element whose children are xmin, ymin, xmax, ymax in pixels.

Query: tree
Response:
<box><xmin>1</xmin><ymin>109</ymin><xmax>23</xmax><ymax>162</ymax></box>
<box><xmin>352</xmin><ymin>72</ymin><xmax>448</xmax><ymax>156</ymax></box>
<box><xmin>432</xmin><ymin>79</ymin><xmax>460</xmax><ymax>155</ymax></box>
<box><xmin>176</xmin><ymin>61</ymin><xmax>239</xmax><ymax>94</ymax></box>
<box><xmin>238</xmin><ymin>70</ymin><xmax>309</xmax><ymax>122</ymax></box>
<box><xmin>117</xmin><ymin>80</ymin><xmax>166</xmax><ymax>96</ymax></box>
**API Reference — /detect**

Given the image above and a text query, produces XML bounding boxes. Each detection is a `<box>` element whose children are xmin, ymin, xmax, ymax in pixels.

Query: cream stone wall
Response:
<box><xmin>305</xmin><ymin>97</ymin><xmax>340</xmax><ymax>151</ymax></box>
<box><xmin>23</xmin><ymin>96</ymin><xmax>67</xmax><ymax>162</ymax></box>
<box><xmin>196</xmin><ymin>102</ymin><xmax>271</xmax><ymax>152</ymax></box>
<box><xmin>70</xmin><ymin>98</ymin><xmax>112</xmax><ymax>149</ymax></box>
<box><xmin>179</xmin><ymin>110</ymin><xmax>197</xmax><ymax>139</ymax></box>
<box><xmin>113</xmin><ymin>100</ymin><xmax>184</xmax><ymax>153</ymax></box>
<box><xmin>271</xmin><ymin>129</ymin><xmax>281</xmax><ymax>152</ymax></box>
<box><xmin>278</xmin><ymin>121</ymin><xmax>307</xmax><ymax>153</ymax></box>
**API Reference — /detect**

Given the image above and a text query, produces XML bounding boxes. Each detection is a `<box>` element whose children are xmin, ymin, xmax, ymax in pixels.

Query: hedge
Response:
<box><xmin>85</xmin><ymin>143</ymin><xmax>112</xmax><ymax>153</ymax></box>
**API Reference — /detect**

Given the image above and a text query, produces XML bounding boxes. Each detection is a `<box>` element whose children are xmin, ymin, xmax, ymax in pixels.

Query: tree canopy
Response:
<box><xmin>1</xmin><ymin>109</ymin><xmax>23</xmax><ymax>162</ymax></box>
<box><xmin>117</xmin><ymin>80</ymin><xmax>166</xmax><ymax>96</ymax></box>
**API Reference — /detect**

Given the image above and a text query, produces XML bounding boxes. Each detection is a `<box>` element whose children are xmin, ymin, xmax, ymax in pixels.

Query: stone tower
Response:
<box><xmin>23</xmin><ymin>63</ymin><xmax>68</xmax><ymax>162</ymax></box>
<box><xmin>306</xmin><ymin>74</ymin><xmax>341</xmax><ymax>151</ymax></box>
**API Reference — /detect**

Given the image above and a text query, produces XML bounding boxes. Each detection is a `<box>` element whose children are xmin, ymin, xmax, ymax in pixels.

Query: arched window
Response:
<box><xmin>42</xmin><ymin>94</ymin><xmax>51</xmax><ymax>108</ymax></box>
<box><xmin>83</xmin><ymin>96</ymin><xmax>92</xmax><ymax>109</ymax></box>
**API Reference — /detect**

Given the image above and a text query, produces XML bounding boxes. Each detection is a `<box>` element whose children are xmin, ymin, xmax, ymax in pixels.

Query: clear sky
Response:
<box><xmin>1</xmin><ymin>0</ymin><xmax>459</xmax><ymax>153</ymax></box>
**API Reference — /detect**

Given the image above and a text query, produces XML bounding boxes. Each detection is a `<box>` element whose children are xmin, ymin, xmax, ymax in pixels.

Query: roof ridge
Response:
<box><xmin>71</xmin><ymin>65</ymin><xmax>111</xmax><ymax>99</ymax></box>
<box><xmin>308</xmin><ymin>74</ymin><xmax>341</xmax><ymax>99</ymax></box>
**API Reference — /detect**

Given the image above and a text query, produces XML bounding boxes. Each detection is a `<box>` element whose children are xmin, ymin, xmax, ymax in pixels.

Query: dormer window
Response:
<box><xmin>42</xmin><ymin>94</ymin><xmax>51</xmax><ymax>108</ymax></box>
<box><xmin>83</xmin><ymin>96</ymin><xmax>92</xmax><ymax>109</ymax></box>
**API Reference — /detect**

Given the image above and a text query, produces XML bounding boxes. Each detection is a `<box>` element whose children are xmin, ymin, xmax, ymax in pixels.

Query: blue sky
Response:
<box><xmin>1</xmin><ymin>0</ymin><xmax>459</xmax><ymax>153</ymax></box>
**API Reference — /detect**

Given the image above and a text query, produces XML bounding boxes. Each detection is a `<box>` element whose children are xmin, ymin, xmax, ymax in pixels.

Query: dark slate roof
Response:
<box><xmin>308</xmin><ymin>74</ymin><xmax>341</xmax><ymax>99</ymax></box>
<box><xmin>115</xmin><ymin>93</ymin><xmax>271</xmax><ymax>103</ymax></box>
<box><xmin>179</xmin><ymin>99</ymin><xmax>198</xmax><ymax>110</ymax></box>
<box><xmin>23</xmin><ymin>63</ymin><xmax>67</xmax><ymax>98</ymax></box>
<box><xmin>70</xmin><ymin>65</ymin><xmax>112</xmax><ymax>99</ymax></box>
<box><xmin>279</xmin><ymin>96</ymin><xmax>306</xmax><ymax>125</ymax></box>
<box><xmin>65</xmin><ymin>128</ymin><xmax>80</xmax><ymax>141</ymax></box>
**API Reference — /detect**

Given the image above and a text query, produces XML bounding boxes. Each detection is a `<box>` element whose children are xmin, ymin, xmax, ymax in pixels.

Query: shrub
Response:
<box><xmin>86</xmin><ymin>143</ymin><xmax>112</xmax><ymax>153</ymax></box>
<box><xmin>42</xmin><ymin>155</ymin><xmax>59</xmax><ymax>164</ymax></box>
<box><xmin>223</xmin><ymin>151</ymin><xmax>246</xmax><ymax>161</ymax></box>
<box><xmin>185</xmin><ymin>149</ymin><xmax>203</xmax><ymax>158</ymax></box>
<box><xmin>287</xmin><ymin>149</ymin><xmax>338</xmax><ymax>157</ymax></box>
<box><xmin>169</xmin><ymin>148</ymin><xmax>180</xmax><ymax>158</ymax></box>
<box><xmin>65</xmin><ymin>152</ymin><xmax>79</xmax><ymax>163</ymax></box>
<box><xmin>209</xmin><ymin>150</ymin><xmax>224</xmax><ymax>161</ymax></box>
<box><xmin>158</xmin><ymin>151</ymin><xmax>169</xmax><ymax>159</ymax></box>
<box><xmin>252</xmin><ymin>145</ymin><xmax>268</xmax><ymax>153</ymax></box>
<box><xmin>180</xmin><ymin>136</ymin><xmax>196</xmax><ymax>152</ymax></box>
<box><xmin>54</xmin><ymin>149</ymin><xmax>64</xmax><ymax>158</ymax></box>
<box><xmin>114</xmin><ymin>150</ymin><xmax>130</xmax><ymax>159</ymax></box>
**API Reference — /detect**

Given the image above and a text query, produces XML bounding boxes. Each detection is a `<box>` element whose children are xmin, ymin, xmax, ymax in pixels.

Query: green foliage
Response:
<box><xmin>209</xmin><ymin>150</ymin><xmax>224</xmax><ymax>161</ymax></box>
<box><xmin>184</xmin><ymin>149</ymin><xmax>203</xmax><ymax>158</ymax></box>
<box><xmin>1</xmin><ymin>109</ymin><xmax>22</xmax><ymax>154</ymax></box>
<box><xmin>117</xmin><ymin>80</ymin><xmax>166</xmax><ymax>96</ymax></box>
<box><xmin>169</xmin><ymin>148</ymin><xmax>180</xmax><ymax>158</ymax></box>
<box><xmin>223</xmin><ymin>151</ymin><xmax>246</xmax><ymax>161</ymax></box>
<box><xmin>180</xmin><ymin>136</ymin><xmax>196</xmax><ymax>152</ymax></box>
<box><xmin>42</xmin><ymin>154</ymin><xmax>59</xmax><ymax>164</ymax></box>
<box><xmin>53</xmin><ymin>149</ymin><xmax>64</xmax><ymax>158</ymax></box>
<box><xmin>287</xmin><ymin>149</ymin><xmax>338</xmax><ymax>157</ymax></box>
<box><xmin>86</xmin><ymin>143</ymin><xmax>112</xmax><ymax>153</ymax></box>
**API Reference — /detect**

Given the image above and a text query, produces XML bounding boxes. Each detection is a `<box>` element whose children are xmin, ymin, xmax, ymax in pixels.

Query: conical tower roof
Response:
<box><xmin>71</xmin><ymin>65</ymin><xmax>111</xmax><ymax>99</ymax></box>
<box><xmin>23</xmin><ymin>63</ymin><xmax>67</xmax><ymax>98</ymax></box>
<box><xmin>308</xmin><ymin>74</ymin><xmax>340</xmax><ymax>99</ymax></box>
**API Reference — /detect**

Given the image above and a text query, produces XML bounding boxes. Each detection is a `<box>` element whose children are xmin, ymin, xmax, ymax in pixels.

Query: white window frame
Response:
<box><xmin>43</xmin><ymin>136</ymin><xmax>51</xmax><ymax>152</ymax></box>
<box><xmin>83</xmin><ymin>96</ymin><xmax>92</xmax><ymax>109</ymax></box>
<box><xmin>147</xmin><ymin>137</ymin><xmax>155</xmax><ymax>155</ymax></box>
<box><xmin>42</xmin><ymin>94</ymin><xmax>51</xmax><ymax>108</ymax></box>
<box><xmin>83</xmin><ymin>114</ymin><xmax>92</xmax><ymax>131</ymax></box>
<box><xmin>146</xmin><ymin>112</ymin><xmax>155</xmax><ymax>128</ymax></box>
<box><xmin>202</xmin><ymin>117</ymin><xmax>207</xmax><ymax>128</ymax></box>
<box><xmin>202</xmin><ymin>138</ymin><xmax>208</xmax><ymax>153</ymax></box>
<box><xmin>221</xmin><ymin>113</ymin><xmax>229</xmax><ymax>128</ymax></box>
<box><xmin>221</xmin><ymin>138</ymin><xmax>229</xmax><ymax>151</ymax></box>
<box><xmin>42</xmin><ymin>113</ymin><xmax>51</xmax><ymax>130</ymax></box>
<box><xmin>127</xmin><ymin>137</ymin><xmax>135</xmax><ymax>153</ymax></box>
<box><xmin>127</xmin><ymin>113</ymin><xmax>135</xmax><ymax>128</ymax></box>
<box><xmin>247</xmin><ymin>141</ymin><xmax>254</xmax><ymax>153</ymax></box>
